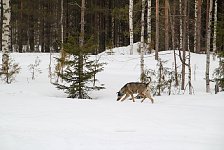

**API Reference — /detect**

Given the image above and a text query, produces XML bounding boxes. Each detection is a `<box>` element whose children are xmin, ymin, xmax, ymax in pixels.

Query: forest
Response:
<box><xmin>1</xmin><ymin>0</ymin><xmax>224</xmax><ymax>97</ymax></box>
<box><xmin>0</xmin><ymin>0</ymin><xmax>224</xmax><ymax>54</ymax></box>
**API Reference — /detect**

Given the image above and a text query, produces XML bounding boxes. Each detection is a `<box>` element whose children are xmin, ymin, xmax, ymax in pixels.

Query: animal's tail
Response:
<box><xmin>147</xmin><ymin>76</ymin><xmax>152</xmax><ymax>83</ymax></box>
<box><xmin>146</xmin><ymin>77</ymin><xmax>151</xmax><ymax>86</ymax></box>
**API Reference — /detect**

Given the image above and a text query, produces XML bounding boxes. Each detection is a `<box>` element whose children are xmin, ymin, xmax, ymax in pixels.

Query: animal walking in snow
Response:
<box><xmin>117</xmin><ymin>82</ymin><xmax>154</xmax><ymax>103</ymax></box>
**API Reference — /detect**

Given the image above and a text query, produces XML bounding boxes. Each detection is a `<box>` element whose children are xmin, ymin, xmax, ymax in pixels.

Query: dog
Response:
<box><xmin>117</xmin><ymin>82</ymin><xmax>154</xmax><ymax>103</ymax></box>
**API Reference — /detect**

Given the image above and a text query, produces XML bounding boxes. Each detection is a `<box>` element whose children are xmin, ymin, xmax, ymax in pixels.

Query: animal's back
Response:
<box><xmin>126</xmin><ymin>82</ymin><xmax>148</xmax><ymax>93</ymax></box>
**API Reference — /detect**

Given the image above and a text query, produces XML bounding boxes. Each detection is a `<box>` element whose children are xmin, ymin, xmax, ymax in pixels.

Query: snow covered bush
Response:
<box><xmin>213</xmin><ymin>51</ymin><xmax>224</xmax><ymax>92</ymax></box>
<box><xmin>143</xmin><ymin>59</ymin><xmax>181</xmax><ymax>96</ymax></box>
<box><xmin>28</xmin><ymin>56</ymin><xmax>42</xmax><ymax>80</ymax></box>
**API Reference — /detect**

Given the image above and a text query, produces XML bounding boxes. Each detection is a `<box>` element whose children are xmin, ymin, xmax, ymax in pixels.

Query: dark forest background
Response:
<box><xmin>0</xmin><ymin>0</ymin><xmax>224</xmax><ymax>54</ymax></box>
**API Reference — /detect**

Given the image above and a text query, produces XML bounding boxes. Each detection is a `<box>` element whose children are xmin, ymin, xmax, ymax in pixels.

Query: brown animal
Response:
<box><xmin>117</xmin><ymin>82</ymin><xmax>154</xmax><ymax>103</ymax></box>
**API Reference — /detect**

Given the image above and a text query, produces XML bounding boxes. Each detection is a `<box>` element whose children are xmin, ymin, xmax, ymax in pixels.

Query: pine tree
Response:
<box><xmin>53</xmin><ymin>36</ymin><xmax>105</xmax><ymax>99</ymax></box>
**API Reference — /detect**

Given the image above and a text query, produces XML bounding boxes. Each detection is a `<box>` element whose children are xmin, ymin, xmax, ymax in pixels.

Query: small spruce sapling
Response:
<box><xmin>53</xmin><ymin>36</ymin><xmax>105</xmax><ymax>99</ymax></box>
<box><xmin>0</xmin><ymin>58</ymin><xmax>21</xmax><ymax>84</ymax></box>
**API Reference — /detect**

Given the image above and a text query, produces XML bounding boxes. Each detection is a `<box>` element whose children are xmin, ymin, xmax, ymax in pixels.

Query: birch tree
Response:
<box><xmin>147</xmin><ymin>0</ymin><xmax>151</xmax><ymax>53</ymax></box>
<box><xmin>205</xmin><ymin>0</ymin><xmax>213</xmax><ymax>93</ymax></box>
<box><xmin>0</xmin><ymin>0</ymin><xmax>3</xmax><ymax>51</ymax></box>
<box><xmin>55</xmin><ymin>0</ymin><xmax>65</xmax><ymax>82</ymax></box>
<box><xmin>169</xmin><ymin>0</ymin><xmax>179</xmax><ymax>86</ymax></box>
<box><xmin>213</xmin><ymin>0</ymin><xmax>217</xmax><ymax>53</ymax></box>
<box><xmin>194</xmin><ymin>0</ymin><xmax>197</xmax><ymax>52</ymax></box>
<box><xmin>2</xmin><ymin>0</ymin><xmax>10</xmax><ymax>75</ymax></box>
<box><xmin>129</xmin><ymin>0</ymin><xmax>134</xmax><ymax>55</ymax></box>
<box><xmin>1</xmin><ymin>0</ymin><xmax>20</xmax><ymax>84</ymax></box>
<box><xmin>181</xmin><ymin>0</ymin><xmax>187</xmax><ymax>91</ymax></box>
<box><xmin>140</xmin><ymin>0</ymin><xmax>145</xmax><ymax>81</ymax></box>
<box><xmin>179</xmin><ymin>0</ymin><xmax>182</xmax><ymax>50</ymax></box>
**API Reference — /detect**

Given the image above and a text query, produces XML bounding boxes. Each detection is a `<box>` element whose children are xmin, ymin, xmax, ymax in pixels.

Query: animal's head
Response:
<box><xmin>117</xmin><ymin>91</ymin><xmax>124</xmax><ymax>101</ymax></box>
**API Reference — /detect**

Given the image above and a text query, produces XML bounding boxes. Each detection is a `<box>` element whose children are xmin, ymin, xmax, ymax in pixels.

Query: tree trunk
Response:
<box><xmin>181</xmin><ymin>0</ymin><xmax>187</xmax><ymax>90</ymax></box>
<box><xmin>2</xmin><ymin>0</ymin><xmax>10</xmax><ymax>82</ymax></box>
<box><xmin>205</xmin><ymin>0</ymin><xmax>213</xmax><ymax>93</ymax></box>
<box><xmin>129</xmin><ymin>0</ymin><xmax>134</xmax><ymax>55</ymax></box>
<box><xmin>155</xmin><ymin>0</ymin><xmax>159</xmax><ymax>60</ymax></box>
<box><xmin>147</xmin><ymin>0</ymin><xmax>151</xmax><ymax>53</ymax></box>
<box><xmin>0</xmin><ymin>0</ymin><xmax>3</xmax><ymax>52</ymax></box>
<box><xmin>80</xmin><ymin>0</ymin><xmax>85</xmax><ymax>54</ymax></box>
<box><xmin>165</xmin><ymin>0</ymin><xmax>169</xmax><ymax>51</ymax></box>
<box><xmin>29</xmin><ymin>15</ymin><xmax>35</xmax><ymax>52</ymax></box>
<box><xmin>60</xmin><ymin>0</ymin><xmax>64</xmax><ymax>58</ymax></box>
<box><xmin>187</xmin><ymin>0</ymin><xmax>193</xmax><ymax>95</ymax></box>
<box><xmin>44</xmin><ymin>2</ymin><xmax>50</xmax><ymax>53</ymax></box>
<box><xmin>56</xmin><ymin>0</ymin><xmax>65</xmax><ymax>80</ymax></box>
<box><xmin>18</xmin><ymin>0</ymin><xmax>23</xmax><ymax>53</ymax></box>
<box><xmin>179</xmin><ymin>0</ymin><xmax>182</xmax><ymax>50</ymax></box>
<box><xmin>213</xmin><ymin>0</ymin><xmax>217</xmax><ymax>53</ymax></box>
<box><xmin>196</xmin><ymin>0</ymin><xmax>202</xmax><ymax>53</ymax></box>
<box><xmin>194</xmin><ymin>0</ymin><xmax>197</xmax><ymax>52</ymax></box>
<box><xmin>140</xmin><ymin>0</ymin><xmax>145</xmax><ymax>82</ymax></box>
<box><xmin>79</xmin><ymin>0</ymin><xmax>85</xmax><ymax>98</ymax></box>
<box><xmin>169</xmin><ymin>0</ymin><xmax>179</xmax><ymax>86</ymax></box>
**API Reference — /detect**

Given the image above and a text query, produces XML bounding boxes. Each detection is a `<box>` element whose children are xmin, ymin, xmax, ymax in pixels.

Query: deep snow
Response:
<box><xmin>0</xmin><ymin>44</ymin><xmax>224</xmax><ymax>150</ymax></box>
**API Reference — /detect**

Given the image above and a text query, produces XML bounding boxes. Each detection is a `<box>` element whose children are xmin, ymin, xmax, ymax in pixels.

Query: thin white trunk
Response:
<box><xmin>140</xmin><ymin>0</ymin><xmax>145</xmax><ymax>82</ymax></box>
<box><xmin>57</xmin><ymin>0</ymin><xmax>65</xmax><ymax>82</ymax></box>
<box><xmin>2</xmin><ymin>0</ymin><xmax>10</xmax><ymax>74</ymax></box>
<box><xmin>147</xmin><ymin>0</ymin><xmax>151</xmax><ymax>53</ymax></box>
<box><xmin>213</xmin><ymin>0</ymin><xmax>217</xmax><ymax>53</ymax></box>
<box><xmin>206</xmin><ymin>0</ymin><xmax>213</xmax><ymax>93</ymax></box>
<box><xmin>181</xmin><ymin>0</ymin><xmax>187</xmax><ymax>90</ymax></box>
<box><xmin>179</xmin><ymin>0</ymin><xmax>182</xmax><ymax>50</ymax></box>
<box><xmin>188</xmin><ymin>43</ymin><xmax>193</xmax><ymax>94</ymax></box>
<box><xmin>168</xmin><ymin>1</ymin><xmax>179</xmax><ymax>86</ymax></box>
<box><xmin>129</xmin><ymin>0</ymin><xmax>134</xmax><ymax>55</ymax></box>
<box><xmin>194</xmin><ymin>0</ymin><xmax>197</xmax><ymax>52</ymax></box>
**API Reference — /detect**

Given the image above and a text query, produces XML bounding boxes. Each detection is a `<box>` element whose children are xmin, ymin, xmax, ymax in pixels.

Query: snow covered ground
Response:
<box><xmin>0</xmin><ymin>44</ymin><xmax>224</xmax><ymax>150</ymax></box>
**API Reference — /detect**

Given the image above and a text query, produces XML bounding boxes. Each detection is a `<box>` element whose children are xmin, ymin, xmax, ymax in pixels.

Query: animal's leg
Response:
<box><xmin>138</xmin><ymin>93</ymin><xmax>146</xmax><ymax>103</ymax></box>
<box><xmin>130</xmin><ymin>93</ymin><xmax>135</xmax><ymax>102</ymax></box>
<box><xmin>145</xmin><ymin>91</ymin><xmax>154</xmax><ymax>103</ymax></box>
<box><xmin>120</xmin><ymin>94</ymin><xmax>130</xmax><ymax>102</ymax></box>
<box><xmin>141</xmin><ymin>97</ymin><xmax>146</xmax><ymax>103</ymax></box>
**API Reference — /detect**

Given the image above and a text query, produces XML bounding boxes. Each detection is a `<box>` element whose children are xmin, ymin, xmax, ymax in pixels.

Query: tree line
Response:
<box><xmin>0</xmin><ymin>0</ymin><xmax>223</xmax><ymax>54</ymax></box>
